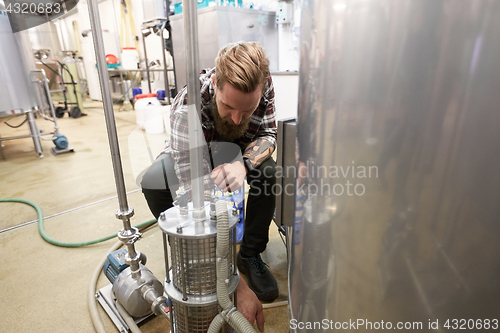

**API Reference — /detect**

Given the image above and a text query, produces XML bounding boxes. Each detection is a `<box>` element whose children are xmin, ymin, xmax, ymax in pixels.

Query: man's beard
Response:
<box><xmin>211</xmin><ymin>99</ymin><xmax>251</xmax><ymax>141</ymax></box>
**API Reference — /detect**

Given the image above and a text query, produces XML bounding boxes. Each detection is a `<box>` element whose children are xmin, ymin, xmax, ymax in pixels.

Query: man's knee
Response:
<box><xmin>142</xmin><ymin>188</ymin><xmax>174</xmax><ymax>219</ymax></box>
<box><xmin>140</xmin><ymin>154</ymin><xmax>177</xmax><ymax>191</ymax></box>
<box><xmin>253</xmin><ymin>158</ymin><xmax>276</xmax><ymax>182</ymax></box>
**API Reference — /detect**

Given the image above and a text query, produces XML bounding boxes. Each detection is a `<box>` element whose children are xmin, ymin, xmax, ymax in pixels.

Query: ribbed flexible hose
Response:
<box><xmin>215</xmin><ymin>200</ymin><xmax>233</xmax><ymax>309</ymax></box>
<box><xmin>227</xmin><ymin>310</ymin><xmax>257</xmax><ymax>332</ymax></box>
<box><xmin>0</xmin><ymin>198</ymin><xmax>156</xmax><ymax>247</ymax></box>
<box><xmin>207</xmin><ymin>313</ymin><xmax>225</xmax><ymax>333</ymax></box>
<box><xmin>207</xmin><ymin>201</ymin><xmax>256</xmax><ymax>333</ymax></box>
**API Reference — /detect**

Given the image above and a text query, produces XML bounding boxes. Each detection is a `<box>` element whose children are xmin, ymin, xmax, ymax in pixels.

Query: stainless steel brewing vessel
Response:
<box><xmin>290</xmin><ymin>0</ymin><xmax>500</xmax><ymax>331</ymax></box>
<box><xmin>0</xmin><ymin>1</ymin><xmax>38</xmax><ymax>116</ymax></box>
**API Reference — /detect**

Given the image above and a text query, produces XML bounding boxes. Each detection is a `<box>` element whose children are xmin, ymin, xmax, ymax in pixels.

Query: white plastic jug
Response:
<box><xmin>144</xmin><ymin>105</ymin><xmax>165</xmax><ymax>134</ymax></box>
<box><xmin>121</xmin><ymin>48</ymin><xmax>139</xmax><ymax>70</ymax></box>
<box><xmin>134</xmin><ymin>97</ymin><xmax>161</xmax><ymax>129</ymax></box>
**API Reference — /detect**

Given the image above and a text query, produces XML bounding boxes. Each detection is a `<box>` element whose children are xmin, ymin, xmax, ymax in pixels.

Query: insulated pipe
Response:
<box><xmin>87</xmin><ymin>0</ymin><xmax>130</xmax><ymax>217</ymax></box>
<box><xmin>183</xmin><ymin>0</ymin><xmax>205</xmax><ymax>219</ymax></box>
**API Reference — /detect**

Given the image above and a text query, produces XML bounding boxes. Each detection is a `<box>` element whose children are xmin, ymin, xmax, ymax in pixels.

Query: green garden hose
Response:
<box><xmin>0</xmin><ymin>198</ymin><xmax>156</xmax><ymax>248</ymax></box>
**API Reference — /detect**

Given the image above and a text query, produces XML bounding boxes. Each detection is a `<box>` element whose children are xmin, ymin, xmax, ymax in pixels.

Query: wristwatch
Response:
<box><xmin>242</xmin><ymin>157</ymin><xmax>255</xmax><ymax>175</ymax></box>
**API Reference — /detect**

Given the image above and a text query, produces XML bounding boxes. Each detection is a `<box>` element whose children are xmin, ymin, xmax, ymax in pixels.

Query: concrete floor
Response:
<box><xmin>0</xmin><ymin>101</ymin><xmax>289</xmax><ymax>333</ymax></box>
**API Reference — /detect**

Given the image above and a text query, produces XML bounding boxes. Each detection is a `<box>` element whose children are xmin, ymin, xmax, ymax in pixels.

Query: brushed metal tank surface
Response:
<box><xmin>170</xmin><ymin>6</ymin><xmax>278</xmax><ymax>90</ymax></box>
<box><xmin>28</xmin><ymin>22</ymin><xmax>62</xmax><ymax>60</ymax></box>
<box><xmin>290</xmin><ymin>1</ymin><xmax>500</xmax><ymax>331</ymax></box>
<box><xmin>0</xmin><ymin>1</ymin><xmax>38</xmax><ymax>116</ymax></box>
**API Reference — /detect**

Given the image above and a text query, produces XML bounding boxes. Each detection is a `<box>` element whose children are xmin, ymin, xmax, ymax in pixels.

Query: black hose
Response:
<box><xmin>39</xmin><ymin>59</ymin><xmax>61</xmax><ymax>77</ymax></box>
<box><xmin>4</xmin><ymin>117</ymin><xmax>28</xmax><ymax>128</ymax></box>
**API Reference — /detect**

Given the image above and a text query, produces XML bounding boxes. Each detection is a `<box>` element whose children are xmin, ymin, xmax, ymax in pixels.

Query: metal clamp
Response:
<box><xmin>221</xmin><ymin>306</ymin><xmax>238</xmax><ymax>320</ymax></box>
<box><xmin>118</xmin><ymin>227</ymin><xmax>142</xmax><ymax>245</ymax></box>
<box><xmin>126</xmin><ymin>252</ymin><xmax>142</xmax><ymax>266</ymax></box>
<box><xmin>141</xmin><ymin>285</ymin><xmax>169</xmax><ymax>317</ymax></box>
<box><xmin>116</xmin><ymin>208</ymin><xmax>135</xmax><ymax>220</ymax></box>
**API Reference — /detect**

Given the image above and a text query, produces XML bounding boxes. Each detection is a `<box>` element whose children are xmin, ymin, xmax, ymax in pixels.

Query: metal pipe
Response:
<box><xmin>183</xmin><ymin>0</ymin><xmax>205</xmax><ymax>218</ymax></box>
<box><xmin>162</xmin><ymin>233</ymin><xmax>171</xmax><ymax>283</ymax></box>
<box><xmin>161</xmin><ymin>23</ymin><xmax>171</xmax><ymax>105</ymax></box>
<box><xmin>142</xmin><ymin>32</ymin><xmax>152</xmax><ymax>93</ymax></box>
<box><xmin>27</xmin><ymin>111</ymin><xmax>43</xmax><ymax>157</ymax></box>
<box><xmin>86</xmin><ymin>0</ymin><xmax>130</xmax><ymax>216</ymax></box>
<box><xmin>33</xmin><ymin>69</ymin><xmax>61</xmax><ymax>135</ymax></box>
<box><xmin>232</xmin><ymin>228</ymin><xmax>237</xmax><ymax>275</ymax></box>
<box><xmin>168</xmin><ymin>26</ymin><xmax>178</xmax><ymax>95</ymax></box>
<box><xmin>179</xmin><ymin>239</ymin><xmax>187</xmax><ymax>301</ymax></box>
<box><xmin>168</xmin><ymin>301</ymin><xmax>175</xmax><ymax>333</ymax></box>
<box><xmin>0</xmin><ymin>132</ymin><xmax>54</xmax><ymax>142</ymax></box>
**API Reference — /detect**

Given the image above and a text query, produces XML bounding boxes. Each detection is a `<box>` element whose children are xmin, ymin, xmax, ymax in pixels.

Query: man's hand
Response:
<box><xmin>237</xmin><ymin>278</ymin><xmax>265</xmax><ymax>332</ymax></box>
<box><xmin>211</xmin><ymin>161</ymin><xmax>246</xmax><ymax>192</ymax></box>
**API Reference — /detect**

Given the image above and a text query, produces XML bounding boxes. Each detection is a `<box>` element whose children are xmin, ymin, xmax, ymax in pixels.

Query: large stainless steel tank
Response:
<box><xmin>28</xmin><ymin>21</ymin><xmax>62</xmax><ymax>60</ymax></box>
<box><xmin>0</xmin><ymin>1</ymin><xmax>38</xmax><ymax>115</ymax></box>
<box><xmin>170</xmin><ymin>6</ymin><xmax>278</xmax><ymax>90</ymax></box>
<box><xmin>290</xmin><ymin>0</ymin><xmax>500</xmax><ymax>331</ymax></box>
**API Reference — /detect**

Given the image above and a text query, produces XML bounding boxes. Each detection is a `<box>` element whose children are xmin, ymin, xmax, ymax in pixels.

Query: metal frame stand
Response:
<box><xmin>0</xmin><ymin>69</ymin><xmax>73</xmax><ymax>157</ymax></box>
<box><xmin>96</xmin><ymin>284</ymin><xmax>155</xmax><ymax>333</ymax></box>
<box><xmin>141</xmin><ymin>17</ymin><xmax>175</xmax><ymax>103</ymax></box>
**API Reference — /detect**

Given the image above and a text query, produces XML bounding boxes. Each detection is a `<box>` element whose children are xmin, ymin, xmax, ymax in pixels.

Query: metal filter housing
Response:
<box><xmin>159</xmin><ymin>202</ymin><xmax>238</xmax><ymax>296</ymax></box>
<box><xmin>159</xmin><ymin>202</ymin><xmax>239</xmax><ymax>333</ymax></box>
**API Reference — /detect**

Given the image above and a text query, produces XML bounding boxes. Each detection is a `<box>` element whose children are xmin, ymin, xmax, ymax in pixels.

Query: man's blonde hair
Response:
<box><xmin>215</xmin><ymin>42</ymin><xmax>269</xmax><ymax>93</ymax></box>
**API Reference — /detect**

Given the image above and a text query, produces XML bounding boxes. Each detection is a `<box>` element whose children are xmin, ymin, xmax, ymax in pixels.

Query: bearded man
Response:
<box><xmin>141</xmin><ymin>42</ymin><xmax>278</xmax><ymax>330</ymax></box>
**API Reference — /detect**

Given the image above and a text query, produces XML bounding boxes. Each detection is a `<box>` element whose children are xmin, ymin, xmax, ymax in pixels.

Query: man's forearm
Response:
<box><xmin>242</xmin><ymin>138</ymin><xmax>275</xmax><ymax>168</ymax></box>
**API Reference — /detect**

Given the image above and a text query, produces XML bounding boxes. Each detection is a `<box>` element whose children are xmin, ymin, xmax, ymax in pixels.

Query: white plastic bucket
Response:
<box><xmin>135</xmin><ymin>97</ymin><xmax>161</xmax><ymax>129</ymax></box>
<box><xmin>121</xmin><ymin>48</ymin><xmax>139</xmax><ymax>70</ymax></box>
<box><xmin>144</xmin><ymin>105</ymin><xmax>165</xmax><ymax>134</ymax></box>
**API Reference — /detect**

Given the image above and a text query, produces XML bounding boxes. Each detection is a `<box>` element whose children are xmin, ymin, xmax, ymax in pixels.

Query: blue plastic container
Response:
<box><xmin>219</xmin><ymin>187</ymin><xmax>245</xmax><ymax>243</ymax></box>
<box><xmin>132</xmin><ymin>88</ymin><xmax>142</xmax><ymax>98</ymax></box>
<box><xmin>174</xmin><ymin>0</ymin><xmax>214</xmax><ymax>14</ymax></box>
<box><xmin>198</xmin><ymin>0</ymin><xmax>209</xmax><ymax>9</ymax></box>
<box><xmin>157</xmin><ymin>90</ymin><xmax>166</xmax><ymax>100</ymax></box>
<box><xmin>174</xmin><ymin>2</ymin><xmax>182</xmax><ymax>14</ymax></box>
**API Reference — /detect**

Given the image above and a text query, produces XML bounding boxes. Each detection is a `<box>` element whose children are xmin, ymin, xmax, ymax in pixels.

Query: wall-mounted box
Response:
<box><xmin>276</xmin><ymin>2</ymin><xmax>294</xmax><ymax>24</ymax></box>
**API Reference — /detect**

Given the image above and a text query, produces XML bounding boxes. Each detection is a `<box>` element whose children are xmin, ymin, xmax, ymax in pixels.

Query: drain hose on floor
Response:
<box><xmin>0</xmin><ymin>198</ymin><xmax>156</xmax><ymax>247</ymax></box>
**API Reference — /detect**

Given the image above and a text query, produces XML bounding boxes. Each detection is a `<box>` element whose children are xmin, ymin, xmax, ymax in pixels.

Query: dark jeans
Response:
<box><xmin>141</xmin><ymin>154</ymin><xmax>276</xmax><ymax>257</ymax></box>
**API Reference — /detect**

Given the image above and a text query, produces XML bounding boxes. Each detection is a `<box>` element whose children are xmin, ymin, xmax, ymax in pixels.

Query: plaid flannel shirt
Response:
<box><xmin>162</xmin><ymin>67</ymin><xmax>277</xmax><ymax>195</ymax></box>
